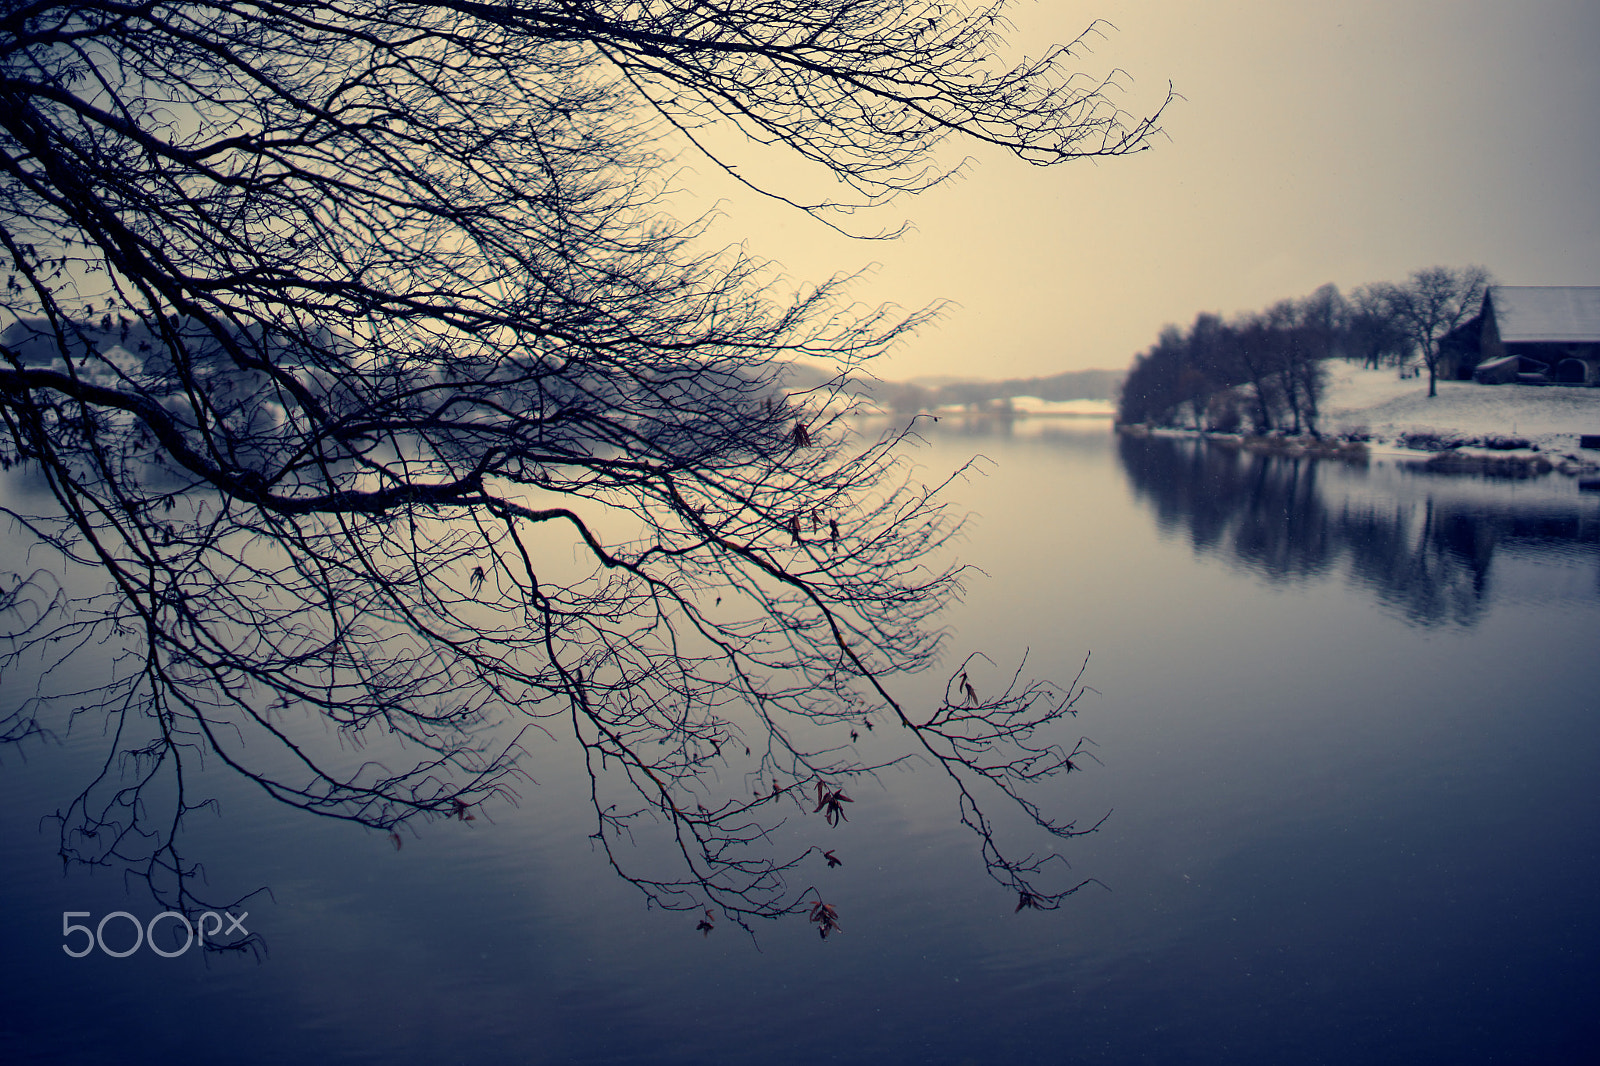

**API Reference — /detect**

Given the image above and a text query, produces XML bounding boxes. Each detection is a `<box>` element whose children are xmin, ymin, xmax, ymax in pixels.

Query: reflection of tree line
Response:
<box><xmin>1118</xmin><ymin>434</ymin><xmax>1600</xmax><ymax>627</ymax></box>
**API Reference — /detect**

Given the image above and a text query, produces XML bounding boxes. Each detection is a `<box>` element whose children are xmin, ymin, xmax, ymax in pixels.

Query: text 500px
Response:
<box><xmin>62</xmin><ymin>911</ymin><xmax>249</xmax><ymax>958</ymax></box>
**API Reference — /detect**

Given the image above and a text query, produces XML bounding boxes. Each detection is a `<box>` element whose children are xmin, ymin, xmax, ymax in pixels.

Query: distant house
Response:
<box><xmin>1470</xmin><ymin>286</ymin><xmax>1600</xmax><ymax>385</ymax></box>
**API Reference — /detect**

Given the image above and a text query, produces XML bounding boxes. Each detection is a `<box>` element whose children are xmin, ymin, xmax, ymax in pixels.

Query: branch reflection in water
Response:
<box><xmin>0</xmin><ymin>440</ymin><xmax>1105</xmax><ymax>951</ymax></box>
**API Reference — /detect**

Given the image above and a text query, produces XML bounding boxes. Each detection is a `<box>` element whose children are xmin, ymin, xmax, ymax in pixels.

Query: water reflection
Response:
<box><xmin>0</xmin><ymin>430</ymin><xmax>1102</xmax><ymax>959</ymax></box>
<box><xmin>1116</xmin><ymin>432</ymin><xmax>1600</xmax><ymax>626</ymax></box>
<box><xmin>5</xmin><ymin>419</ymin><xmax>1599</xmax><ymax>1065</ymax></box>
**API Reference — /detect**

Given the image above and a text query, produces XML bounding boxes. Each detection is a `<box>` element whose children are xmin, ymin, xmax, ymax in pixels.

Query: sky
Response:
<box><xmin>685</xmin><ymin>0</ymin><xmax>1600</xmax><ymax>382</ymax></box>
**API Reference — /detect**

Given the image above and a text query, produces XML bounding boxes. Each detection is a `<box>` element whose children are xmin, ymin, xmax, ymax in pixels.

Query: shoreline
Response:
<box><xmin>1113</xmin><ymin>423</ymin><xmax>1597</xmax><ymax>478</ymax></box>
<box><xmin>1116</xmin><ymin>363</ymin><xmax>1600</xmax><ymax>477</ymax></box>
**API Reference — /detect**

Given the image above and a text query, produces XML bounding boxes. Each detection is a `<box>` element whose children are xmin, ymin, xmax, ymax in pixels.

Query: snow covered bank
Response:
<box><xmin>1320</xmin><ymin>363</ymin><xmax>1600</xmax><ymax>459</ymax></box>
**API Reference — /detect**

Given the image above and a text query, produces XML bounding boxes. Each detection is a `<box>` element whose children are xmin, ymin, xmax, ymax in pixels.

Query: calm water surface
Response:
<box><xmin>3</xmin><ymin>419</ymin><xmax>1597</xmax><ymax>1064</ymax></box>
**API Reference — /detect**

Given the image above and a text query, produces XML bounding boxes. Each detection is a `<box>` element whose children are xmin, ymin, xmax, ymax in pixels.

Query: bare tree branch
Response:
<box><xmin>0</xmin><ymin>0</ymin><xmax>1139</xmax><ymax>938</ymax></box>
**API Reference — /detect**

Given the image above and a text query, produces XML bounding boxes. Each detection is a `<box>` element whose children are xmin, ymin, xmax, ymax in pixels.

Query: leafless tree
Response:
<box><xmin>1263</xmin><ymin>286</ymin><xmax>1342</xmax><ymax>438</ymax></box>
<box><xmin>1225</xmin><ymin>312</ymin><xmax>1285</xmax><ymax>434</ymax></box>
<box><xmin>1</xmin><ymin>1</ymin><xmax>1163</xmax><ymax>936</ymax></box>
<box><xmin>1381</xmin><ymin>266</ymin><xmax>1492</xmax><ymax>397</ymax></box>
<box><xmin>1347</xmin><ymin>283</ymin><xmax>1414</xmax><ymax>370</ymax></box>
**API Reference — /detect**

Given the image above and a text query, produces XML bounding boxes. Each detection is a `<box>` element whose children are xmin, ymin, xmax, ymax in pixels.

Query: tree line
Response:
<box><xmin>1117</xmin><ymin>266</ymin><xmax>1491</xmax><ymax>433</ymax></box>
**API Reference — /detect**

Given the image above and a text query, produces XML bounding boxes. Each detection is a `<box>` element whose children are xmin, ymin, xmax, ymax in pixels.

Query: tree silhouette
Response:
<box><xmin>0</xmin><ymin>1</ymin><xmax>1162</xmax><ymax>935</ymax></box>
<box><xmin>1381</xmin><ymin>266</ymin><xmax>1492</xmax><ymax>397</ymax></box>
<box><xmin>1117</xmin><ymin>290</ymin><xmax>1338</xmax><ymax>436</ymax></box>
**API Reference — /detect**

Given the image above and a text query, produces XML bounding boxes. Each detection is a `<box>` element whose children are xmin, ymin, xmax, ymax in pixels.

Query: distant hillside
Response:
<box><xmin>771</xmin><ymin>363</ymin><xmax>1124</xmax><ymax>414</ymax></box>
<box><xmin>929</xmin><ymin>369</ymin><xmax>1124</xmax><ymax>405</ymax></box>
<box><xmin>861</xmin><ymin>368</ymin><xmax>1124</xmax><ymax>414</ymax></box>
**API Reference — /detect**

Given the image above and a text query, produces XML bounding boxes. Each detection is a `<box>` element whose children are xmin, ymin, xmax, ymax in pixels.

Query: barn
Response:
<box><xmin>1475</xmin><ymin>285</ymin><xmax>1600</xmax><ymax>385</ymax></box>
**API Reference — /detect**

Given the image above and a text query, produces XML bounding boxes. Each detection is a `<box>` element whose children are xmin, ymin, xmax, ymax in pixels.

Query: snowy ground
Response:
<box><xmin>1319</xmin><ymin>362</ymin><xmax>1600</xmax><ymax>459</ymax></box>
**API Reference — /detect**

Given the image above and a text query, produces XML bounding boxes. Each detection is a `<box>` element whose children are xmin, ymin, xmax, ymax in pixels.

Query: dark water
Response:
<box><xmin>3</xmin><ymin>421</ymin><xmax>1598</xmax><ymax>1065</ymax></box>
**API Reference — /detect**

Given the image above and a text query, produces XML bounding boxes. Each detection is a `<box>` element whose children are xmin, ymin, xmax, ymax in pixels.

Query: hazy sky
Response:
<box><xmin>688</xmin><ymin>1</ymin><xmax>1600</xmax><ymax>381</ymax></box>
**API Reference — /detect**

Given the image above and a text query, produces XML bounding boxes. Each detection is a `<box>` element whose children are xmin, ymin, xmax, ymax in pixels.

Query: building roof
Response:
<box><xmin>1487</xmin><ymin>286</ymin><xmax>1600</xmax><ymax>343</ymax></box>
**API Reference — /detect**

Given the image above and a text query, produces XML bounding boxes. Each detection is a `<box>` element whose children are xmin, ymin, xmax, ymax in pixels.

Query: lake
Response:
<box><xmin>2</xmin><ymin>418</ymin><xmax>1597</xmax><ymax>1064</ymax></box>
